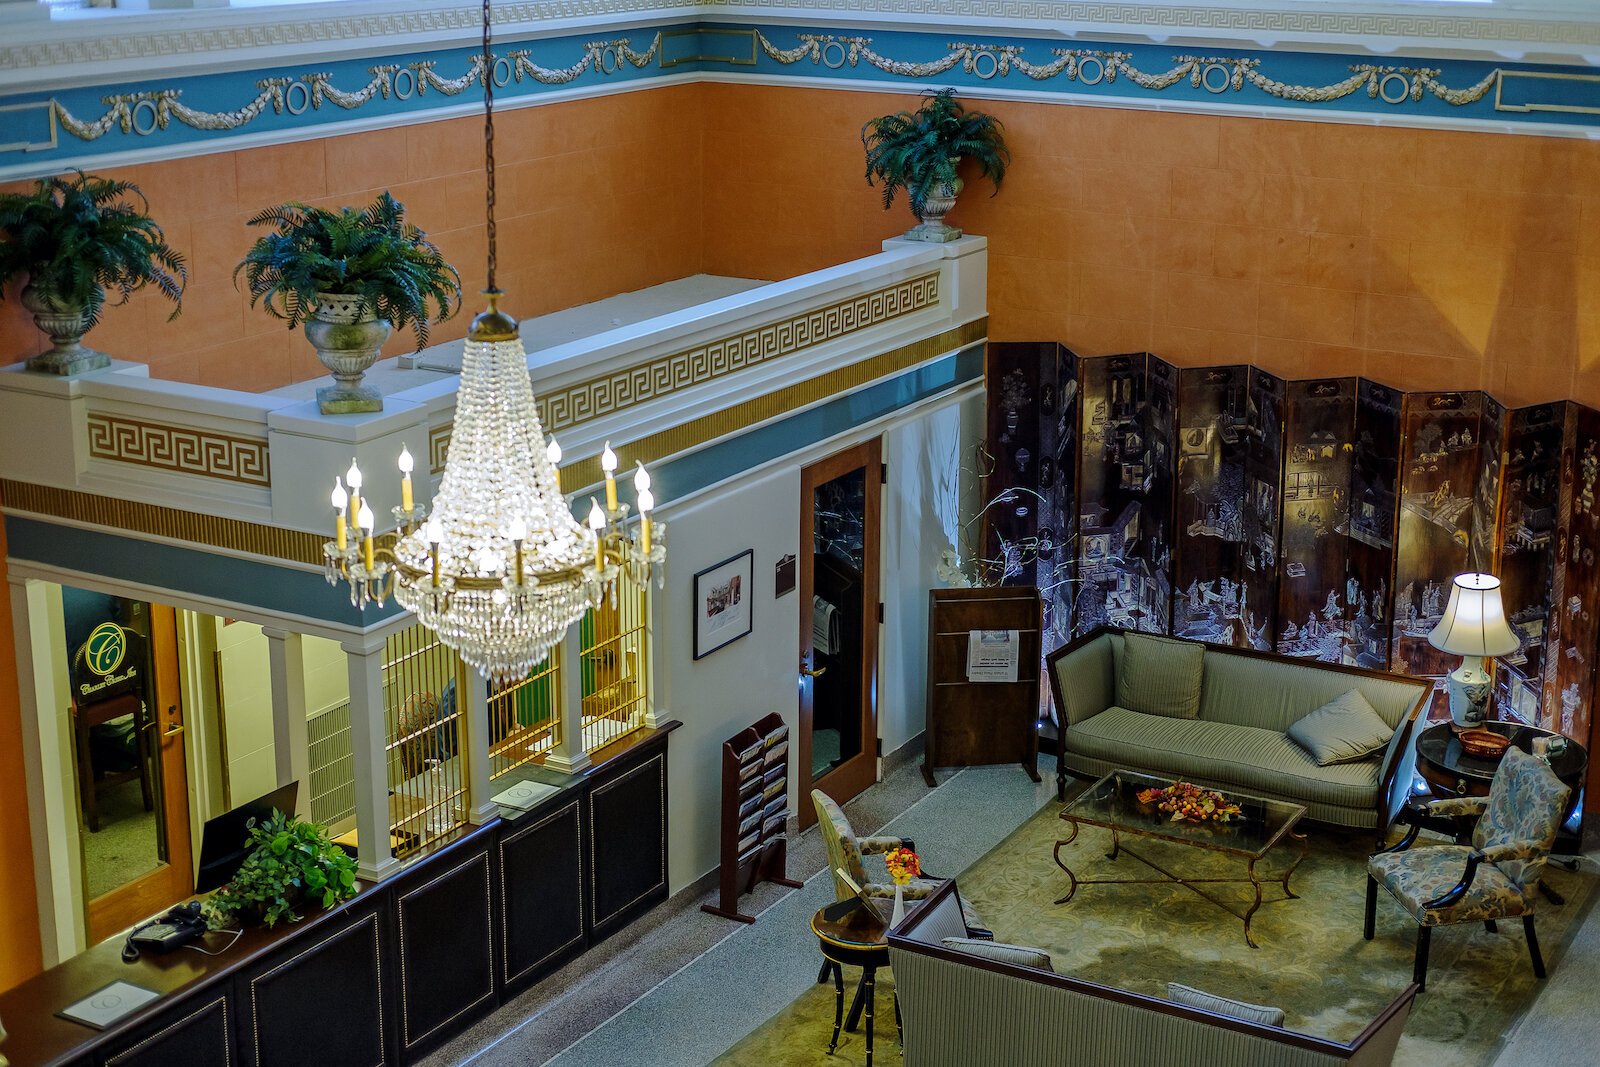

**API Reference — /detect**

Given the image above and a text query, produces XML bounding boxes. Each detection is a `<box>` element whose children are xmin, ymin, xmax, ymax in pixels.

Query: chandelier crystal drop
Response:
<box><xmin>389</xmin><ymin>310</ymin><xmax>603</xmax><ymax>678</ymax></box>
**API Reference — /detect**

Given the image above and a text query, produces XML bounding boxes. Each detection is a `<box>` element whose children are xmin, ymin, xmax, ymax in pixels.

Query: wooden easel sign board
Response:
<box><xmin>923</xmin><ymin>587</ymin><xmax>1043</xmax><ymax>786</ymax></box>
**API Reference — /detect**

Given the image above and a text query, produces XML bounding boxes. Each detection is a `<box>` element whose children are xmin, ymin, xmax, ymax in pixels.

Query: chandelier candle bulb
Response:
<box><xmin>508</xmin><ymin>517</ymin><xmax>527</xmax><ymax>584</ymax></box>
<box><xmin>358</xmin><ymin>501</ymin><xmax>375</xmax><ymax>572</ymax></box>
<box><xmin>601</xmin><ymin>443</ymin><xmax>619</xmax><ymax>512</ymax></box>
<box><xmin>633</xmin><ymin>463</ymin><xmax>651</xmax><ymax>493</ymax></box>
<box><xmin>637</xmin><ymin>487</ymin><xmax>654</xmax><ymax>554</ymax></box>
<box><xmin>346</xmin><ymin>460</ymin><xmax>363</xmax><ymax>524</ymax></box>
<box><xmin>546</xmin><ymin>438</ymin><xmax>562</xmax><ymax>466</ymax></box>
<box><xmin>588</xmin><ymin>498</ymin><xmax>607</xmax><ymax>570</ymax></box>
<box><xmin>332</xmin><ymin>479</ymin><xmax>348</xmax><ymax>551</ymax></box>
<box><xmin>398</xmin><ymin>446</ymin><xmax>415</xmax><ymax>513</ymax></box>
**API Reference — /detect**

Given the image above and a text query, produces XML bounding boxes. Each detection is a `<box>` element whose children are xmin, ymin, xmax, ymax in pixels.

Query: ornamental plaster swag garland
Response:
<box><xmin>47</xmin><ymin>29</ymin><xmax>1506</xmax><ymax>146</ymax></box>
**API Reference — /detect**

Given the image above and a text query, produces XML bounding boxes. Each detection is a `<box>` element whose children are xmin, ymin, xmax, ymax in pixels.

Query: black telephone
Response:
<box><xmin>122</xmin><ymin>901</ymin><xmax>207</xmax><ymax>962</ymax></box>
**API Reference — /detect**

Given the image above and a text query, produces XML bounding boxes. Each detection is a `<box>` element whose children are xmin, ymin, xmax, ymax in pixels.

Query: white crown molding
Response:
<box><xmin>4</xmin><ymin>1</ymin><xmax>1598</xmax><ymax>93</ymax></box>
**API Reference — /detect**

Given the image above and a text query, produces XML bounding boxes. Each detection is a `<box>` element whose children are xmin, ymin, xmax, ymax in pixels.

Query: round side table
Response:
<box><xmin>812</xmin><ymin>900</ymin><xmax>899</xmax><ymax>1065</ymax></box>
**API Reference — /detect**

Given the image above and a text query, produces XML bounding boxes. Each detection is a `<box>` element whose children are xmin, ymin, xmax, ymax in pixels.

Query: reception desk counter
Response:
<box><xmin>0</xmin><ymin>721</ymin><xmax>678</xmax><ymax>1067</ymax></box>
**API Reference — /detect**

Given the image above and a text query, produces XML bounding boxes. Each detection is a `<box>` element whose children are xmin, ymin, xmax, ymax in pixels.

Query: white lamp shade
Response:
<box><xmin>1428</xmin><ymin>572</ymin><xmax>1519</xmax><ymax>657</ymax></box>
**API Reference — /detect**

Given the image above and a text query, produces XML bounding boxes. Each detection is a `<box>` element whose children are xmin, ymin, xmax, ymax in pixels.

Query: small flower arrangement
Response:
<box><xmin>1135</xmin><ymin>781</ymin><xmax>1243</xmax><ymax>824</ymax></box>
<box><xmin>884</xmin><ymin>846</ymin><xmax>921</xmax><ymax>886</ymax></box>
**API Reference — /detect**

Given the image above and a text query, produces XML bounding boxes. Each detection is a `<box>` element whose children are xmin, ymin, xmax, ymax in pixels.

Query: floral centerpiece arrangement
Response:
<box><xmin>1135</xmin><ymin>781</ymin><xmax>1243</xmax><ymax>824</ymax></box>
<box><xmin>202</xmin><ymin>810</ymin><xmax>358</xmax><ymax>929</ymax></box>
<box><xmin>883</xmin><ymin>846</ymin><xmax>921</xmax><ymax>926</ymax></box>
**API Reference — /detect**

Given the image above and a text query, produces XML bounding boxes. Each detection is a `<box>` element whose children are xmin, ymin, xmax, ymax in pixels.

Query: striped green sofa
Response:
<box><xmin>888</xmin><ymin>880</ymin><xmax>1420</xmax><ymax>1067</ymax></box>
<box><xmin>1048</xmin><ymin>628</ymin><xmax>1432</xmax><ymax>831</ymax></box>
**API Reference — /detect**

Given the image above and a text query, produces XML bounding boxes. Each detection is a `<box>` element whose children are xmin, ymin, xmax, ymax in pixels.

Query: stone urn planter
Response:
<box><xmin>20</xmin><ymin>281</ymin><xmax>112</xmax><ymax>376</ymax></box>
<box><xmin>906</xmin><ymin>168</ymin><xmax>964</xmax><ymax>244</ymax></box>
<box><xmin>306</xmin><ymin>293</ymin><xmax>391</xmax><ymax>414</ymax></box>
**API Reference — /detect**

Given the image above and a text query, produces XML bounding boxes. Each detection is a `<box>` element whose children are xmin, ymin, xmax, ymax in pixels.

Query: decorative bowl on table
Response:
<box><xmin>1458</xmin><ymin>729</ymin><xmax>1512</xmax><ymax>760</ymax></box>
<box><xmin>1134</xmin><ymin>781</ymin><xmax>1243</xmax><ymax>824</ymax></box>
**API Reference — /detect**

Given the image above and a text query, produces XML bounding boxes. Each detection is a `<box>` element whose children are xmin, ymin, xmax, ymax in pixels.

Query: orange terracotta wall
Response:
<box><xmin>0</xmin><ymin>84</ymin><xmax>707</xmax><ymax>390</ymax></box>
<box><xmin>0</xmin><ymin>508</ymin><xmax>42</xmax><ymax>992</ymax></box>
<box><xmin>700</xmin><ymin>83</ymin><xmax>1600</xmax><ymax>410</ymax></box>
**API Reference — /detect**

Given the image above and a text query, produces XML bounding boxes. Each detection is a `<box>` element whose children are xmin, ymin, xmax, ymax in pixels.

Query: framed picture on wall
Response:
<box><xmin>694</xmin><ymin>550</ymin><xmax>754</xmax><ymax>660</ymax></box>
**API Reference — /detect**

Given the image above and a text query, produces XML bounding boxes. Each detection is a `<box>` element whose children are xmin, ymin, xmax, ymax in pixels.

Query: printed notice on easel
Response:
<box><xmin>966</xmin><ymin>629</ymin><xmax>1021</xmax><ymax>683</ymax></box>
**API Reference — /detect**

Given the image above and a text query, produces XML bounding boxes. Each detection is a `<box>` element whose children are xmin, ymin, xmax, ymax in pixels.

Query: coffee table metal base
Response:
<box><xmin>1052</xmin><ymin>820</ymin><xmax>1308</xmax><ymax>949</ymax></box>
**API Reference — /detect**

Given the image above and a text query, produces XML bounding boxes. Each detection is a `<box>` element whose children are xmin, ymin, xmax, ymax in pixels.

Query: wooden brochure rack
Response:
<box><xmin>923</xmin><ymin>586</ymin><xmax>1043</xmax><ymax>786</ymax></box>
<box><xmin>702</xmin><ymin>712</ymin><xmax>802</xmax><ymax>923</ymax></box>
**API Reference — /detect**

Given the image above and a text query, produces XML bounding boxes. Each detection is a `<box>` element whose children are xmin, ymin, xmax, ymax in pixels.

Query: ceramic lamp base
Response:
<box><xmin>1446</xmin><ymin>656</ymin><xmax>1492</xmax><ymax>730</ymax></box>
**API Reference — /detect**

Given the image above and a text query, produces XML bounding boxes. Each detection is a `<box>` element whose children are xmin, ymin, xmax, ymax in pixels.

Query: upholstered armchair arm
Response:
<box><xmin>1422</xmin><ymin>851</ymin><xmax>1487</xmax><ymax>911</ymax></box>
<box><xmin>1478</xmin><ymin>841</ymin><xmax>1544</xmax><ymax>865</ymax></box>
<box><xmin>1426</xmin><ymin>796</ymin><xmax>1490</xmax><ymax>818</ymax></box>
<box><xmin>859</xmin><ymin>835</ymin><xmax>912</xmax><ymax>856</ymax></box>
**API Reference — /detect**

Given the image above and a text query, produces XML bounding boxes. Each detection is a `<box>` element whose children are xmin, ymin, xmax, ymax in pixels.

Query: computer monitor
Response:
<box><xmin>194</xmin><ymin>781</ymin><xmax>300</xmax><ymax>893</ymax></box>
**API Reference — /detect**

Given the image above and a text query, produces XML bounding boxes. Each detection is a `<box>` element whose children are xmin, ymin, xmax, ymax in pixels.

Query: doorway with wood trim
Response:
<box><xmin>799</xmin><ymin>439</ymin><xmax>882</xmax><ymax>826</ymax></box>
<box><xmin>63</xmin><ymin>590</ymin><xmax>194</xmax><ymax>944</ymax></box>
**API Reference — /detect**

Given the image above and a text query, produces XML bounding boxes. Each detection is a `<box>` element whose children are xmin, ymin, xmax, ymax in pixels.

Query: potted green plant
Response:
<box><xmin>0</xmin><ymin>171</ymin><xmax>186</xmax><ymax>375</ymax></box>
<box><xmin>862</xmin><ymin>88</ymin><xmax>1010</xmax><ymax>243</ymax></box>
<box><xmin>236</xmin><ymin>192</ymin><xmax>461</xmax><ymax>414</ymax></box>
<box><xmin>202</xmin><ymin>809</ymin><xmax>358</xmax><ymax>929</ymax></box>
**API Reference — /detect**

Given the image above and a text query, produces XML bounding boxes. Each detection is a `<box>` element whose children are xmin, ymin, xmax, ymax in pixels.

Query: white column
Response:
<box><xmin>640</xmin><ymin>580</ymin><xmax>664</xmax><ymax>730</ymax></box>
<box><xmin>343</xmin><ymin>638</ymin><xmax>401</xmax><ymax>882</ymax></box>
<box><xmin>262</xmin><ymin>628</ymin><xmax>310</xmax><ymax>817</ymax></box>
<box><xmin>9</xmin><ymin>577</ymin><xmax>84</xmax><ymax>964</ymax></box>
<box><xmin>543</xmin><ymin>628</ymin><xmax>592</xmax><ymax>775</ymax></box>
<box><xmin>456</xmin><ymin>665</ymin><xmax>498</xmax><ymax>825</ymax></box>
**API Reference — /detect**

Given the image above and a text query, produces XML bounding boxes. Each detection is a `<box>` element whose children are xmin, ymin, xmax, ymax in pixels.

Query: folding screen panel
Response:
<box><xmin>1547</xmin><ymin>404</ymin><xmax>1600</xmax><ymax>743</ymax></box>
<box><xmin>985</xmin><ymin>342</ymin><xmax>1079</xmax><ymax>652</ymax></box>
<box><xmin>1075</xmin><ymin>354</ymin><xmax>1172</xmax><ymax>635</ymax></box>
<box><xmin>1277</xmin><ymin>378</ymin><xmax>1357</xmax><ymax>663</ymax></box>
<box><xmin>1172</xmin><ymin>365</ymin><xmax>1282</xmax><ymax>649</ymax></box>
<box><xmin>1496</xmin><ymin>402</ymin><xmax>1563</xmax><ymax>726</ymax></box>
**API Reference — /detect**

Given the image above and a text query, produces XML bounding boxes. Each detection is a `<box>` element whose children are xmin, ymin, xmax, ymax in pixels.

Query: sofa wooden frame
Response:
<box><xmin>1045</xmin><ymin>626</ymin><xmax>1433</xmax><ymax>838</ymax></box>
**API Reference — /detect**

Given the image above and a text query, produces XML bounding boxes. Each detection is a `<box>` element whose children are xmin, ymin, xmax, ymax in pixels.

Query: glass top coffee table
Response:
<box><xmin>1054</xmin><ymin>769</ymin><xmax>1308</xmax><ymax>948</ymax></box>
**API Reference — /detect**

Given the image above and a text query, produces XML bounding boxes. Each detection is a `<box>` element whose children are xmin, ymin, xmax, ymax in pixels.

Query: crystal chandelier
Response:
<box><xmin>321</xmin><ymin>0</ymin><xmax>664</xmax><ymax>681</ymax></box>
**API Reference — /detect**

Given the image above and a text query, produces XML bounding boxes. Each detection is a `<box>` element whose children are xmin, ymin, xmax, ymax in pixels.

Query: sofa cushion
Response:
<box><xmin>1287</xmin><ymin>689</ymin><xmax>1395</xmax><ymax>766</ymax></box>
<box><xmin>943</xmin><ymin>937</ymin><xmax>1053</xmax><ymax>972</ymax></box>
<box><xmin>1065</xmin><ymin>706</ymin><xmax>1383</xmax><ymax>811</ymax></box>
<box><xmin>1167</xmin><ymin>982</ymin><xmax>1285</xmax><ymax>1026</ymax></box>
<box><xmin>1116</xmin><ymin>633</ymin><xmax>1205</xmax><ymax>720</ymax></box>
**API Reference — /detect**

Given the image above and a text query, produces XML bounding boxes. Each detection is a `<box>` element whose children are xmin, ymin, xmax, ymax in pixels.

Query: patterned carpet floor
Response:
<box><xmin>713</xmin><ymin>799</ymin><xmax>1597</xmax><ymax>1067</ymax></box>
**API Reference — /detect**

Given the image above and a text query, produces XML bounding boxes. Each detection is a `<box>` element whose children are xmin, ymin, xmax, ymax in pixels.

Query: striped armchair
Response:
<box><xmin>1365</xmin><ymin>745</ymin><xmax>1571</xmax><ymax>991</ymax></box>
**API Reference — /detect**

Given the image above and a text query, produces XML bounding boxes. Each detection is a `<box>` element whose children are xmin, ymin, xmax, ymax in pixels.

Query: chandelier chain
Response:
<box><xmin>481</xmin><ymin>0</ymin><xmax>497</xmax><ymax>293</ymax></box>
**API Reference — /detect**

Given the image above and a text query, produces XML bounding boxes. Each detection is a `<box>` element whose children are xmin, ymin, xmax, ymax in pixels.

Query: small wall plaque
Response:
<box><xmin>774</xmin><ymin>554</ymin><xmax>797</xmax><ymax>598</ymax></box>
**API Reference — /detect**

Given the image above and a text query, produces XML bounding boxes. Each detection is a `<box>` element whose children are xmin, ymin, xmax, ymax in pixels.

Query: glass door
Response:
<box><xmin>67</xmin><ymin>593</ymin><xmax>193</xmax><ymax>943</ymax></box>
<box><xmin>799</xmin><ymin>439</ymin><xmax>881</xmax><ymax>823</ymax></box>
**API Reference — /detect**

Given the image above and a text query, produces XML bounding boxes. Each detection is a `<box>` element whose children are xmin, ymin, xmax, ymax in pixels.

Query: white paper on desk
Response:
<box><xmin>966</xmin><ymin>629</ymin><xmax>1021</xmax><ymax>683</ymax></box>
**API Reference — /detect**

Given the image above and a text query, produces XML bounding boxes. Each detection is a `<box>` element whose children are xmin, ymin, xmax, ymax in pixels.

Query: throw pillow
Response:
<box><xmin>1287</xmin><ymin>689</ymin><xmax>1394</xmax><ymax>766</ymax></box>
<box><xmin>942</xmin><ymin>937</ymin><xmax>1053</xmax><ymax>972</ymax></box>
<box><xmin>1116</xmin><ymin>632</ymin><xmax>1206</xmax><ymax>719</ymax></box>
<box><xmin>1167</xmin><ymin>982</ymin><xmax>1285</xmax><ymax>1027</ymax></box>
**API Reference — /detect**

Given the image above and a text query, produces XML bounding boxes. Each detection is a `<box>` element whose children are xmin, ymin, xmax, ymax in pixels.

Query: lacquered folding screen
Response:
<box><xmin>986</xmin><ymin>342</ymin><xmax>1600</xmax><ymax>750</ymax></box>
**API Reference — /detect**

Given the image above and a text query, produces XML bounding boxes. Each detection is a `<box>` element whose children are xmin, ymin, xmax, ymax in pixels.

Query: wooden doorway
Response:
<box><xmin>799</xmin><ymin>439</ymin><xmax>882</xmax><ymax>826</ymax></box>
<box><xmin>83</xmin><ymin>602</ymin><xmax>193</xmax><ymax>943</ymax></box>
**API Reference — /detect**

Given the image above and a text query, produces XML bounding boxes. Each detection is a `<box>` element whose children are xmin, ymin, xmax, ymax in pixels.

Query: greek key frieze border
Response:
<box><xmin>87</xmin><ymin>412</ymin><xmax>273</xmax><ymax>488</ymax></box>
<box><xmin>430</xmin><ymin>270</ymin><xmax>941</xmax><ymax>474</ymax></box>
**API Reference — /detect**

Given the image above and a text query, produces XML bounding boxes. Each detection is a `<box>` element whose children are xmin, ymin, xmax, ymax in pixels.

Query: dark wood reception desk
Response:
<box><xmin>0</xmin><ymin>721</ymin><xmax>678</xmax><ymax>1067</ymax></box>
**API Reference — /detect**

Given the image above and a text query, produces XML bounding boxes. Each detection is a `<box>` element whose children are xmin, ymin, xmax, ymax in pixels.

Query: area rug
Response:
<box><xmin>712</xmin><ymin>801</ymin><xmax>1597</xmax><ymax>1067</ymax></box>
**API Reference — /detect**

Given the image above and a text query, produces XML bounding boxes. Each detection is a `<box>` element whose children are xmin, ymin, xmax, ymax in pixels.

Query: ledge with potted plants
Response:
<box><xmin>0</xmin><ymin>170</ymin><xmax>186</xmax><ymax>376</ymax></box>
<box><xmin>201</xmin><ymin>809</ymin><xmax>359</xmax><ymax>931</ymax></box>
<box><xmin>863</xmin><ymin>87</ymin><xmax>1009</xmax><ymax>244</ymax></box>
<box><xmin>236</xmin><ymin>191</ymin><xmax>462</xmax><ymax>415</ymax></box>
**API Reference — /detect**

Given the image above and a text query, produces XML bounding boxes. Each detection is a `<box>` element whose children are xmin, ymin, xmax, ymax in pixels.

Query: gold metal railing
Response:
<box><xmin>580</xmin><ymin>569</ymin><xmax>649</xmax><ymax>752</ymax></box>
<box><xmin>382</xmin><ymin>622</ymin><xmax>467</xmax><ymax>858</ymax></box>
<box><xmin>488</xmin><ymin>653</ymin><xmax>560</xmax><ymax>779</ymax></box>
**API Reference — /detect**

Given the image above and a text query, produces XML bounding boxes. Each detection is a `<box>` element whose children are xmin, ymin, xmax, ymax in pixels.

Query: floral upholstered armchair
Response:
<box><xmin>810</xmin><ymin>789</ymin><xmax>989</xmax><ymax>937</ymax></box>
<box><xmin>1364</xmin><ymin>745</ymin><xmax>1570</xmax><ymax>991</ymax></box>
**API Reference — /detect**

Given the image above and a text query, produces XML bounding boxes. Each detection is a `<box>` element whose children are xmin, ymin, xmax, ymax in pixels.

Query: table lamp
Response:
<box><xmin>1427</xmin><ymin>572</ymin><xmax>1520</xmax><ymax>730</ymax></box>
